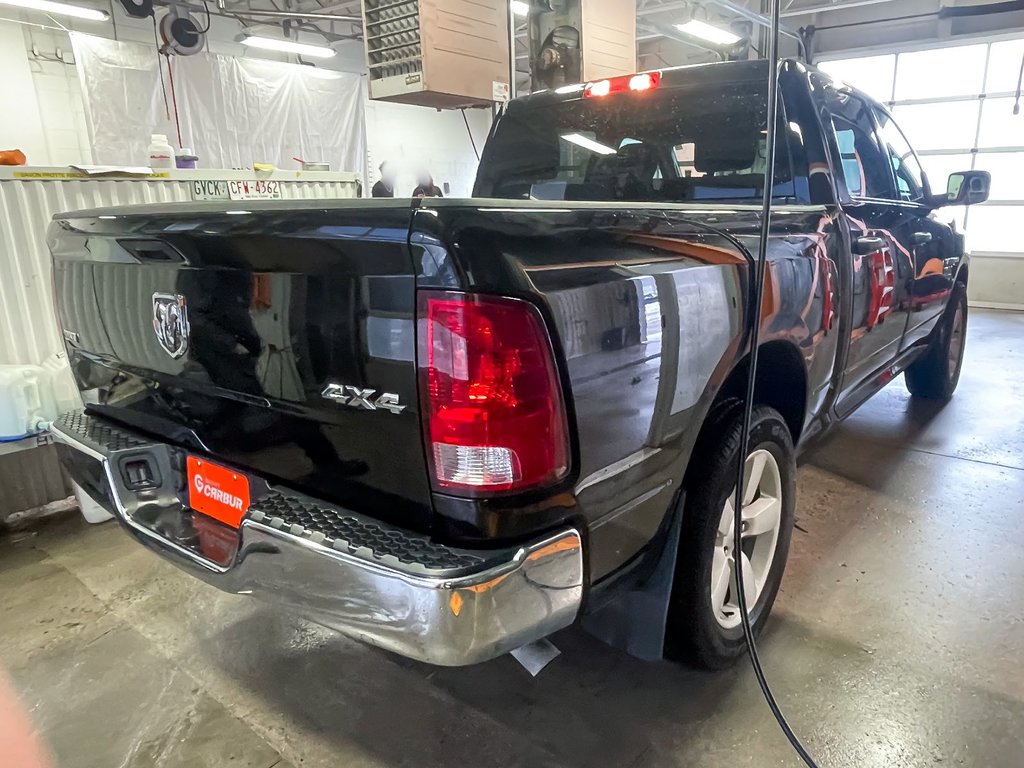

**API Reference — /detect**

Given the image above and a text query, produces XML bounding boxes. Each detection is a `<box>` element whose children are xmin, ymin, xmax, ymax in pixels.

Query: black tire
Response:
<box><xmin>667</xmin><ymin>401</ymin><xmax>796</xmax><ymax>670</ymax></box>
<box><xmin>905</xmin><ymin>283</ymin><xmax>968</xmax><ymax>401</ymax></box>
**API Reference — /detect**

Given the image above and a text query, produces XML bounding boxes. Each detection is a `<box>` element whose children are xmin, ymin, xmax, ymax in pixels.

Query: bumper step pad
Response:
<box><xmin>54</xmin><ymin>410</ymin><xmax>500</xmax><ymax>577</ymax></box>
<box><xmin>252</xmin><ymin>492</ymin><xmax>490</xmax><ymax>576</ymax></box>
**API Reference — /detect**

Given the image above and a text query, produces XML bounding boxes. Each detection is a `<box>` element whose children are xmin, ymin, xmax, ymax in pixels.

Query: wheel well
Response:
<box><xmin>714</xmin><ymin>341</ymin><xmax>808</xmax><ymax>442</ymax></box>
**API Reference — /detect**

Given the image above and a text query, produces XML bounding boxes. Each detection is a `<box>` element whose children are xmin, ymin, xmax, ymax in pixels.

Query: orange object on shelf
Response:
<box><xmin>0</xmin><ymin>149</ymin><xmax>26</xmax><ymax>166</ymax></box>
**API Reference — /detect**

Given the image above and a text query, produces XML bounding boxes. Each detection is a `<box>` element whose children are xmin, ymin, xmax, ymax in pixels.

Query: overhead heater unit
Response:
<box><xmin>361</xmin><ymin>0</ymin><xmax>511</xmax><ymax>108</ymax></box>
<box><xmin>528</xmin><ymin>0</ymin><xmax>636</xmax><ymax>92</ymax></box>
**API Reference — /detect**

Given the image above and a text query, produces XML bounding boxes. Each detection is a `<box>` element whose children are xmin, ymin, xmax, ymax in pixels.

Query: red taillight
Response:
<box><xmin>417</xmin><ymin>291</ymin><xmax>569</xmax><ymax>494</ymax></box>
<box><xmin>584</xmin><ymin>71</ymin><xmax>661</xmax><ymax>98</ymax></box>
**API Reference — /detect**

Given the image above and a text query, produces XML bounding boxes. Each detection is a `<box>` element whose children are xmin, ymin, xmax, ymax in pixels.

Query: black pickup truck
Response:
<box><xmin>49</xmin><ymin>59</ymin><xmax>989</xmax><ymax>669</ymax></box>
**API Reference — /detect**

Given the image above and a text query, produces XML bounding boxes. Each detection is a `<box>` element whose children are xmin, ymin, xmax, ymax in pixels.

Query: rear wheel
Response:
<box><xmin>905</xmin><ymin>284</ymin><xmax>967</xmax><ymax>401</ymax></box>
<box><xmin>667</xmin><ymin>402</ymin><xmax>796</xmax><ymax>670</ymax></box>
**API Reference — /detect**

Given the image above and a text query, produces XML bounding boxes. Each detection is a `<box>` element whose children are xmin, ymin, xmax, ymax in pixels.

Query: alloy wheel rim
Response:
<box><xmin>948</xmin><ymin>305</ymin><xmax>965</xmax><ymax>379</ymax></box>
<box><xmin>711</xmin><ymin>448</ymin><xmax>784</xmax><ymax>629</ymax></box>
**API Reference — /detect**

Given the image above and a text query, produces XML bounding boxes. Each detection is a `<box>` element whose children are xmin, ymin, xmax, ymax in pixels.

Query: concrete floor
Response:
<box><xmin>2</xmin><ymin>308</ymin><xmax>1023</xmax><ymax>768</ymax></box>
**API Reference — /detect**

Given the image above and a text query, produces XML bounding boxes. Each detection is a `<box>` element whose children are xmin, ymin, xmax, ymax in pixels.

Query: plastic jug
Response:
<box><xmin>0</xmin><ymin>357</ymin><xmax>80</xmax><ymax>440</ymax></box>
<box><xmin>148</xmin><ymin>134</ymin><xmax>175</xmax><ymax>169</ymax></box>
<box><xmin>41</xmin><ymin>354</ymin><xmax>81</xmax><ymax>417</ymax></box>
<box><xmin>0</xmin><ymin>366</ymin><xmax>49</xmax><ymax>440</ymax></box>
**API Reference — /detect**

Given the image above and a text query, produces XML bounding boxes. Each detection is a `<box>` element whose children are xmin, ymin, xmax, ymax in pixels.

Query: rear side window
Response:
<box><xmin>474</xmin><ymin>81</ymin><xmax>798</xmax><ymax>204</ymax></box>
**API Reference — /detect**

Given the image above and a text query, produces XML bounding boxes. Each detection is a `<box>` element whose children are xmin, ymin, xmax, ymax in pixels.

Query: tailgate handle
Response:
<box><xmin>119</xmin><ymin>239</ymin><xmax>187</xmax><ymax>264</ymax></box>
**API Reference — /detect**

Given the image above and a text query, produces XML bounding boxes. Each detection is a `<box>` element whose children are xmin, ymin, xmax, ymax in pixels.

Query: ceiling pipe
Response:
<box><xmin>708</xmin><ymin>0</ymin><xmax>802</xmax><ymax>37</ymax></box>
<box><xmin>221</xmin><ymin>7</ymin><xmax>361</xmax><ymax>21</ymax></box>
<box><xmin>939</xmin><ymin>0</ymin><xmax>1024</xmax><ymax>17</ymax></box>
<box><xmin>157</xmin><ymin>1</ymin><xmax>360</xmax><ymax>22</ymax></box>
<box><xmin>308</xmin><ymin>1</ymin><xmax>361</xmax><ymax>12</ymax></box>
<box><xmin>641</xmin><ymin>21</ymin><xmax>726</xmax><ymax>58</ymax></box>
<box><xmin>779</xmin><ymin>0</ymin><xmax>903</xmax><ymax>18</ymax></box>
<box><xmin>705</xmin><ymin>0</ymin><xmax>803</xmax><ymax>43</ymax></box>
<box><xmin>637</xmin><ymin>1</ymin><xmax>689</xmax><ymax>16</ymax></box>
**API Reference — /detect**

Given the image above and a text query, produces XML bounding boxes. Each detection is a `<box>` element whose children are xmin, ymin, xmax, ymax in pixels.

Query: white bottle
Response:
<box><xmin>148</xmin><ymin>134</ymin><xmax>175</xmax><ymax>169</ymax></box>
<box><xmin>0</xmin><ymin>365</ymin><xmax>46</xmax><ymax>439</ymax></box>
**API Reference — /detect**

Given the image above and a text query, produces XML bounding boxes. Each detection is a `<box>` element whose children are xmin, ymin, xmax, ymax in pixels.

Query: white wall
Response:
<box><xmin>0</xmin><ymin>24</ymin><xmax>49</xmax><ymax>166</ymax></box>
<box><xmin>22</xmin><ymin>25</ymin><xmax>93</xmax><ymax>166</ymax></box>
<box><xmin>3</xmin><ymin>10</ymin><xmax>367</xmax><ymax>166</ymax></box>
<box><xmin>365</xmin><ymin>100</ymin><xmax>491</xmax><ymax>198</ymax></box>
<box><xmin>968</xmin><ymin>254</ymin><xmax>1024</xmax><ymax>310</ymax></box>
<box><xmin>1</xmin><ymin>9</ymin><xmax>490</xmax><ymax>196</ymax></box>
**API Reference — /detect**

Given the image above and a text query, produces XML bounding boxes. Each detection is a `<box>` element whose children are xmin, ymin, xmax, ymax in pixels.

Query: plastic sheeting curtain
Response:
<box><xmin>71</xmin><ymin>33</ymin><xmax>365</xmax><ymax>176</ymax></box>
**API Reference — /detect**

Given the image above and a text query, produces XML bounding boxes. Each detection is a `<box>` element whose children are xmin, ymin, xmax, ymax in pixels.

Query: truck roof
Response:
<box><xmin>507</xmin><ymin>58</ymin><xmax>811</xmax><ymax>113</ymax></box>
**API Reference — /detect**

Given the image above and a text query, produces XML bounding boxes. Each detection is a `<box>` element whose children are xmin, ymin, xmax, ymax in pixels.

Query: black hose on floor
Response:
<box><xmin>731</xmin><ymin>2</ymin><xmax>821</xmax><ymax>767</ymax></box>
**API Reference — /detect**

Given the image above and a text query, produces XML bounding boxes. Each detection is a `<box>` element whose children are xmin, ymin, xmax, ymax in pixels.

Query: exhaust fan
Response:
<box><xmin>117</xmin><ymin>0</ymin><xmax>153</xmax><ymax>19</ymax></box>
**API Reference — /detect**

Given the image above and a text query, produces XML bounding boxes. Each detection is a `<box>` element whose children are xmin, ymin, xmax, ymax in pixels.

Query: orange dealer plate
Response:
<box><xmin>187</xmin><ymin>456</ymin><xmax>250</xmax><ymax>529</ymax></box>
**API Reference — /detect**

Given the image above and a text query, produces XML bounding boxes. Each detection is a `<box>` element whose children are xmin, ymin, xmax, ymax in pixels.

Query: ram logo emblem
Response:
<box><xmin>152</xmin><ymin>292</ymin><xmax>190</xmax><ymax>359</ymax></box>
<box><xmin>321</xmin><ymin>384</ymin><xmax>406</xmax><ymax>414</ymax></box>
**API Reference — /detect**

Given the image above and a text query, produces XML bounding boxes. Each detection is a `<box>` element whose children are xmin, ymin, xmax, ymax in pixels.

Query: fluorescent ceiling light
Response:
<box><xmin>511</xmin><ymin>1</ymin><xmax>530</xmax><ymax>16</ymax></box>
<box><xmin>675</xmin><ymin>19</ymin><xmax>741</xmax><ymax>46</ymax></box>
<box><xmin>241</xmin><ymin>35</ymin><xmax>336</xmax><ymax>59</ymax></box>
<box><xmin>561</xmin><ymin>133</ymin><xmax>617</xmax><ymax>156</ymax></box>
<box><xmin>0</xmin><ymin>0</ymin><xmax>108</xmax><ymax>20</ymax></box>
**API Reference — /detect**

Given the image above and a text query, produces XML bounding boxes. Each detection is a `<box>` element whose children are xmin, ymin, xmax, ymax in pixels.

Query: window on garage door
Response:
<box><xmin>821</xmin><ymin>36</ymin><xmax>1024</xmax><ymax>254</ymax></box>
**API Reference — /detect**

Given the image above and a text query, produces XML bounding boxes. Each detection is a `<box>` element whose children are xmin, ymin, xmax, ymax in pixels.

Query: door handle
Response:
<box><xmin>853</xmin><ymin>235</ymin><xmax>885</xmax><ymax>255</ymax></box>
<box><xmin>911</xmin><ymin>231</ymin><xmax>933</xmax><ymax>246</ymax></box>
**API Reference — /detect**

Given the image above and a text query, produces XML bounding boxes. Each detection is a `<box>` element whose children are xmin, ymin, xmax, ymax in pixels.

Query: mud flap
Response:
<box><xmin>580</xmin><ymin>496</ymin><xmax>684</xmax><ymax>661</ymax></box>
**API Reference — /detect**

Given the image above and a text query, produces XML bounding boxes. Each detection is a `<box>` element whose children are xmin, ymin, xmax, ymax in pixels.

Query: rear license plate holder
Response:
<box><xmin>187</xmin><ymin>456</ymin><xmax>250</xmax><ymax>529</ymax></box>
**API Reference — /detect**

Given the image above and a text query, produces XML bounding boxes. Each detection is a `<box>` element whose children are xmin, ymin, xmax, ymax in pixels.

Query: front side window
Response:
<box><xmin>475</xmin><ymin>80</ymin><xmax>797</xmax><ymax>203</ymax></box>
<box><xmin>823</xmin><ymin>88</ymin><xmax>893</xmax><ymax>200</ymax></box>
<box><xmin>874</xmin><ymin>107</ymin><xmax>927</xmax><ymax>202</ymax></box>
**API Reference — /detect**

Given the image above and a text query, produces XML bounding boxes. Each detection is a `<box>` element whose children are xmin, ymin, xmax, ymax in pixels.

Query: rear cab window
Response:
<box><xmin>475</xmin><ymin>76</ymin><xmax>802</xmax><ymax>204</ymax></box>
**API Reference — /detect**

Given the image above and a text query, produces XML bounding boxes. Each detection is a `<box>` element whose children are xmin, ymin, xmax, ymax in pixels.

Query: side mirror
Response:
<box><xmin>946</xmin><ymin>170</ymin><xmax>991</xmax><ymax>206</ymax></box>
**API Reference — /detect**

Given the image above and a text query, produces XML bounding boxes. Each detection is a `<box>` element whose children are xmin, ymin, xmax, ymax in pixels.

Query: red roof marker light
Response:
<box><xmin>584</xmin><ymin>71</ymin><xmax>661</xmax><ymax>98</ymax></box>
<box><xmin>586</xmin><ymin>79</ymin><xmax>612</xmax><ymax>98</ymax></box>
<box><xmin>629</xmin><ymin>72</ymin><xmax>660</xmax><ymax>91</ymax></box>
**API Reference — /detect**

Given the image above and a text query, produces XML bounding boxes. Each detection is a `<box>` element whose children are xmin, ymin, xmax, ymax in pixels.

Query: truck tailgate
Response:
<box><xmin>49</xmin><ymin>201</ymin><xmax>433</xmax><ymax>533</ymax></box>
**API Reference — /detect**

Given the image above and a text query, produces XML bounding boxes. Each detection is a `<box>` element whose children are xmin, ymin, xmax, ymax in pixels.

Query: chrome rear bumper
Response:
<box><xmin>51</xmin><ymin>411</ymin><xmax>583</xmax><ymax>666</ymax></box>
